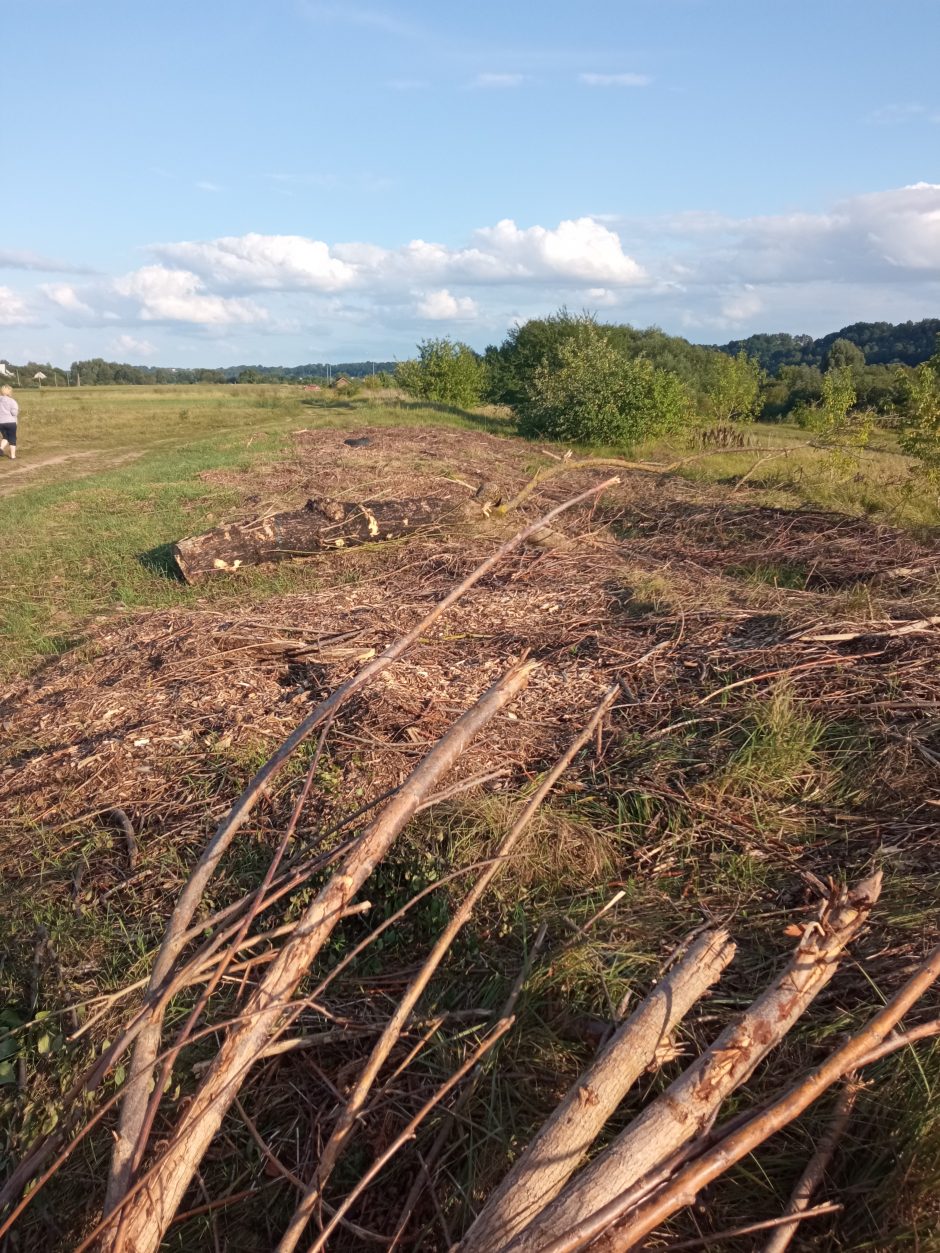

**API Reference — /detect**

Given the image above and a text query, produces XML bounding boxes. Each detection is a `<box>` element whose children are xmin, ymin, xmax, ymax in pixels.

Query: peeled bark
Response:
<box><xmin>460</xmin><ymin>929</ymin><xmax>736</xmax><ymax>1253</ymax></box>
<box><xmin>502</xmin><ymin>874</ymin><xmax>882</xmax><ymax>1253</ymax></box>
<box><xmin>573</xmin><ymin>941</ymin><xmax>940</xmax><ymax>1253</ymax></box>
<box><xmin>173</xmin><ymin>496</ymin><xmax>440</xmax><ymax>582</ymax></box>
<box><xmin>107</xmin><ymin>662</ymin><xmax>536</xmax><ymax>1253</ymax></box>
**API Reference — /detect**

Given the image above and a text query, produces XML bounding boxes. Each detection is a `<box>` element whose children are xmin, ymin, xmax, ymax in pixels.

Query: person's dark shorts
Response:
<box><xmin>0</xmin><ymin>424</ymin><xmax>16</xmax><ymax>446</ymax></box>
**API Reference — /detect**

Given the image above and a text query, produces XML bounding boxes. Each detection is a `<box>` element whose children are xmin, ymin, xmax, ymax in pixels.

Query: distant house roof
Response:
<box><xmin>333</xmin><ymin>375</ymin><xmax>350</xmax><ymax>387</ymax></box>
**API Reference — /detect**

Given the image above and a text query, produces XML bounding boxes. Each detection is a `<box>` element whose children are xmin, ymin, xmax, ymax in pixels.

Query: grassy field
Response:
<box><xmin>1</xmin><ymin>384</ymin><xmax>936</xmax><ymax>681</ymax></box>
<box><xmin>1</xmin><ymin>387</ymin><xmax>939</xmax><ymax>1251</ymax></box>
<box><xmin>0</xmin><ymin>385</ymin><xmax>511</xmax><ymax>677</ymax></box>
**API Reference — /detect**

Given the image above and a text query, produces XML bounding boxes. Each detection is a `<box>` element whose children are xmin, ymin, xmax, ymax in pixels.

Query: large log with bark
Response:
<box><xmin>173</xmin><ymin>496</ymin><xmax>442</xmax><ymax>583</ymax></box>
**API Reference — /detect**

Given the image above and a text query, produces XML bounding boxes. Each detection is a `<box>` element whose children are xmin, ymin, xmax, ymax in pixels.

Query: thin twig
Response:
<box><xmin>662</xmin><ymin>1202</ymin><xmax>843</xmax><ymax>1251</ymax></box>
<box><xmin>762</xmin><ymin>1083</ymin><xmax>858</xmax><ymax>1253</ymax></box>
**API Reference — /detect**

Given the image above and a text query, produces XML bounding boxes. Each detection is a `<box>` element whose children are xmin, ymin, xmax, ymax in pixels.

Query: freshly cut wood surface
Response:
<box><xmin>173</xmin><ymin>496</ymin><xmax>441</xmax><ymax>582</ymax></box>
<box><xmin>502</xmin><ymin>874</ymin><xmax>881</xmax><ymax>1253</ymax></box>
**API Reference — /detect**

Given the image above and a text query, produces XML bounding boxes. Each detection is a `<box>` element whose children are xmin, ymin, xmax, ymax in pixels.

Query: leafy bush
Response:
<box><xmin>703</xmin><ymin>350</ymin><xmax>763</xmax><ymax>422</ymax></box>
<box><xmin>396</xmin><ymin>338</ymin><xmax>486</xmax><ymax>408</ymax></box>
<box><xmin>516</xmin><ymin>322</ymin><xmax>690</xmax><ymax>446</ymax></box>
<box><xmin>898</xmin><ymin>356</ymin><xmax>940</xmax><ymax>482</ymax></box>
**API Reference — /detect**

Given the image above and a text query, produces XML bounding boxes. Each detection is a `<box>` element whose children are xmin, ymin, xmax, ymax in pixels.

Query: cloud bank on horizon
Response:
<box><xmin>5</xmin><ymin>183</ymin><xmax>940</xmax><ymax>363</ymax></box>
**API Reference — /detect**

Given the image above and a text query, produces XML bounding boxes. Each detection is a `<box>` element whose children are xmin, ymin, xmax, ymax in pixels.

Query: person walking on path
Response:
<box><xmin>0</xmin><ymin>385</ymin><xmax>18</xmax><ymax>459</ymax></box>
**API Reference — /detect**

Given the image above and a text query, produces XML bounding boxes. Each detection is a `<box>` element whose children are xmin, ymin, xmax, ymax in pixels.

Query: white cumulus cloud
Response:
<box><xmin>41</xmin><ymin>283</ymin><xmax>95</xmax><ymax>317</ymax></box>
<box><xmin>470</xmin><ymin>218</ymin><xmax>646</xmax><ymax>285</ymax></box>
<box><xmin>416</xmin><ymin>289</ymin><xmax>478</xmax><ymax>319</ymax></box>
<box><xmin>147</xmin><ymin>218</ymin><xmax>647</xmax><ymax>293</ymax></box>
<box><xmin>152</xmin><ymin>234</ymin><xmax>358</xmax><ymax>293</ymax></box>
<box><xmin>113</xmin><ymin>266</ymin><xmax>267</xmax><ymax>325</ymax></box>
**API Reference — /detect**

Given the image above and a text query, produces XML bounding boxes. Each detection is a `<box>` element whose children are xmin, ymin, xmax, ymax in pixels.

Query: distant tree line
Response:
<box><xmin>0</xmin><ymin>359</ymin><xmax>400</xmax><ymax>387</ymax></box>
<box><xmin>715</xmin><ymin>319</ymin><xmax>940</xmax><ymax>371</ymax></box>
<box><xmin>394</xmin><ymin>312</ymin><xmax>940</xmax><ymax>480</ymax></box>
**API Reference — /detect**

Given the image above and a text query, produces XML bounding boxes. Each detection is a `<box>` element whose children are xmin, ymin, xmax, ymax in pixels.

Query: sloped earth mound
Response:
<box><xmin>1</xmin><ymin>426</ymin><xmax>939</xmax><ymax>1251</ymax></box>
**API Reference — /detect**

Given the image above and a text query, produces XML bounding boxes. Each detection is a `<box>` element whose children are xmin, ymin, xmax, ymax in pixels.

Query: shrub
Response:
<box><xmin>396</xmin><ymin>338</ymin><xmax>486</xmax><ymax>409</ymax></box>
<box><xmin>516</xmin><ymin>322</ymin><xmax>690</xmax><ymax>446</ymax></box>
<box><xmin>703</xmin><ymin>350</ymin><xmax>763</xmax><ymax>423</ymax></box>
<box><xmin>898</xmin><ymin>357</ymin><xmax>940</xmax><ymax>483</ymax></box>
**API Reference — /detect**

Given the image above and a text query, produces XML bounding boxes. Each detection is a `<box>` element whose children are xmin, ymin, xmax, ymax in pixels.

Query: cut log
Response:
<box><xmin>173</xmin><ymin>497</ymin><xmax>441</xmax><ymax>583</ymax></box>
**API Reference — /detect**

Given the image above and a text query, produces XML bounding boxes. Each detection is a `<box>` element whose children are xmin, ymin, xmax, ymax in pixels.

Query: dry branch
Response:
<box><xmin>661</xmin><ymin>1202</ymin><xmax>843</xmax><ymax>1251</ymax></box>
<box><xmin>761</xmin><ymin>1083</ymin><xmax>858</xmax><ymax>1253</ymax></box>
<box><xmin>791</xmin><ymin>615</ymin><xmax>940</xmax><ymax>644</ymax></box>
<box><xmin>388</xmin><ymin>925</ymin><xmax>549</xmax><ymax>1251</ymax></box>
<box><xmin>501</xmin><ymin>873</ymin><xmax>881</xmax><ymax>1253</ymax></box>
<box><xmin>576</xmin><ymin>942</ymin><xmax>940</xmax><ymax>1253</ymax></box>
<box><xmin>460</xmin><ymin>929</ymin><xmax>736</xmax><ymax>1252</ymax></box>
<box><xmin>306</xmin><ymin>1018</ymin><xmax>515</xmax><ymax>1253</ymax></box>
<box><xmin>102</xmin><ymin>476</ymin><xmax>617</xmax><ymax>1217</ymax></box>
<box><xmin>276</xmin><ymin>684</ymin><xmax>622</xmax><ymax>1253</ymax></box>
<box><xmin>104</xmin><ymin>661</ymin><xmax>536</xmax><ymax>1253</ymax></box>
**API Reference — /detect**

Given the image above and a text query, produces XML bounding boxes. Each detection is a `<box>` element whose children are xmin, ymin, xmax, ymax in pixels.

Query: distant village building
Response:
<box><xmin>304</xmin><ymin>383</ymin><xmax>322</xmax><ymax>391</ymax></box>
<box><xmin>333</xmin><ymin>375</ymin><xmax>350</xmax><ymax>389</ymax></box>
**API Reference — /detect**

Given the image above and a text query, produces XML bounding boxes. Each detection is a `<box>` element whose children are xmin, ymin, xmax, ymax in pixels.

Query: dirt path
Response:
<box><xmin>0</xmin><ymin>448</ymin><xmax>142</xmax><ymax>497</ymax></box>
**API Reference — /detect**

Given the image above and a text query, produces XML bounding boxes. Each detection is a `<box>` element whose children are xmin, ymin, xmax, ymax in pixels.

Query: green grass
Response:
<box><xmin>0</xmin><ymin>385</ymin><xmax>512</xmax><ymax>678</ymax></box>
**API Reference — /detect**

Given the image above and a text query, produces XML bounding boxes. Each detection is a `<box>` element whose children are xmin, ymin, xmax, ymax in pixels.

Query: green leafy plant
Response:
<box><xmin>396</xmin><ymin>338</ymin><xmax>487</xmax><ymax>408</ymax></box>
<box><xmin>703</xmin><ymin>350</ymin><xmax>763</xmax><ymax>423</ymax></box>
<box><xmin>516</xmin><ymin>322</ymin><xmax>690</xmax><ymax>446</ymax></box>
<box><xmin>898</xmin><ymin>355</ymin><xmax>940</xmax><ymax>483</ymax></box>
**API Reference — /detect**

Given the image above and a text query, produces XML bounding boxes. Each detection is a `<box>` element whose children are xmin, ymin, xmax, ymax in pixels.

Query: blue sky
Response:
<box><xmin>2</xmin><ymin>0</ymin><xmax>940</xmax><ymax>366</ymax></box>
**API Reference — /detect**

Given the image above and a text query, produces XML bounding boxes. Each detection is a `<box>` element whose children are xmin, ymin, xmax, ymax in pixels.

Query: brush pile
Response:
<box><xmin>1</xmin><ymin>426</ymin><xmax>940</xmax><ymax>1251</ymax></box>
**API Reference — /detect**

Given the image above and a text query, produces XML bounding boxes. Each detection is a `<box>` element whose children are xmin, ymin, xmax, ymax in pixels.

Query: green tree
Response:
<box><xmin>396</xmin><ymin>338</ymin><xmax>486</xmax><ymax>408</ymax></box>
<box><xmin>820</xmin><ymin>366</ymin><xmax>858</xmax><ymax>435</ymax></box>
<box><xmin>898</xmin><ymin>356</ymin><xmax>940</xmax><ymax>482</ymax></box>
<box><xmin>802</xmin><ymin>365</ymin><xmax>873</xmax><ymax>458</ymax></box>
<box><xmin>704</xmin><ymin>350</ymin><xmax>763</xmax><ymax>422</ymax></box>
<box><xmin>825</xmin><ymin>337</ymin><xmax>866</xmax><ymax>374</ymax></box>
<box><xmin>484</xmin><ymin>309</ymin><xmax>589</xmax><ymax>406</ymax></box>
<box><xmin>517</xmin><ymin>322</ymin><xmax>689</xmax><ymax>446</ymax></box>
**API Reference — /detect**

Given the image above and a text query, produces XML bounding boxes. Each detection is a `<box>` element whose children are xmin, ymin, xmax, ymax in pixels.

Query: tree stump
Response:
<box><xmin>173</xmin><ymin>497</ymin><xmax>440</xmax><ymax>583</ymax></box>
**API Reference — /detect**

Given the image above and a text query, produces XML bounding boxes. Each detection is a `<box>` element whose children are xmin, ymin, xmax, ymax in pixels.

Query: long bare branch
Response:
<box><xmin>304</xmin><ymin>1019</ymin><xmax>514</xmax><ymax>1253</ymax></box>
<box><xmin>104</xmin><ymin>475</ymin><xmax>618</xmax><ymax>1212</ymax></box>
<box><xmin>761</xmin><ymin>1082</ymin><xmax>858</xmax><ymax>1253</ymax></box>
<box><xmin>277</xmin><ymin>684</ymin><xmax>622</xmax><ymax>1253</ymax></box>
<box><xmin>578</xmin><ymin>942</ymin><xmax>940</xmax><ymax>1253</ymax></box>
<box><xmin>106</xmin><ymin>661</ymin><xmax>536</xmax><ymax>1253</ymax></box>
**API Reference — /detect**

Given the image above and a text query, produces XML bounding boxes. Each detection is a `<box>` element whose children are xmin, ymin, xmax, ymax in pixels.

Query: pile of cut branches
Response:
<box><xmin>2</xmin><ymin>480</ymin><xmax>939</xmax><ymax>1253</ymax></box>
